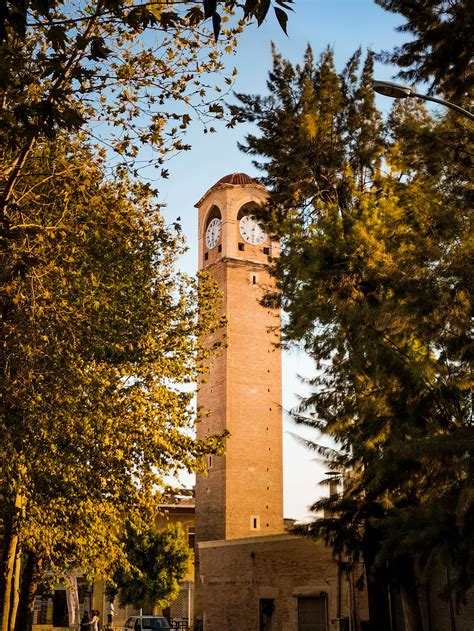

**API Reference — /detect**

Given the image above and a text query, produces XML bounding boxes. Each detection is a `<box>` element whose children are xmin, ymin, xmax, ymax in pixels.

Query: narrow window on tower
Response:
<box><xmin>250</xmin><ymin>515</ymin><xmax>260</xmax><ymax>530</ymax></box>
<box><xmin>263</xmin><ymin>247</ymin><xmax>270</xmax><ymax>255</ymax></box>
<box><xmin>238</xmin><ymin>243</ymin><xmax>245</xmax><ymax>251</ymax></box>
<box><xmin>218</xmin><ymin>244</ymin><xmax>222</xmax><ymax>253</ymax></box>
<box><xmin>250</xmin><ymin>272</ymin><xmax>259</xmax><ymax>285</ymax></box>
<box><xmin>204</xmin><ymin>252</ymin><xmax>208</xmax><ymax>261</ymax></box>
<box><xmin>187</xmin><ymin>527</ymin><xmax>195</xmax><ymax>550</ymax></box>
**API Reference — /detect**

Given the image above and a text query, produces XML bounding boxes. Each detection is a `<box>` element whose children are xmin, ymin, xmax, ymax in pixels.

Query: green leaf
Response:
<box><xmin>255</xmin><ymin>0</ymin><xmax>271</xmax><ymax>26</ymax></box>
<box><xmin>274</xmin><ymin>7</ymin><xmax>289</xmax><ymax>35</ymax></box>
<box><xmin>276</xmin><ymin>0</ymin><xmax>294</xmax><ymax>10</ymax></box>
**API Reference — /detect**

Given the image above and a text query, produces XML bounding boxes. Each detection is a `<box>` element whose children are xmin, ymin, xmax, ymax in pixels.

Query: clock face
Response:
<box><xmin>205</xmin><ymin>217</ymin><xmax>221</xmax><ymax>249</ymax></box>
<box><xmin>239</xmin><ymin>215</ymin><xmax>266</xmax><ymax>245</ymax></box>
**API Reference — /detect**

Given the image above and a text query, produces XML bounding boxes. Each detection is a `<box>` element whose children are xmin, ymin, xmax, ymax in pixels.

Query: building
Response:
<box><xmin>30</xmin><ymin>495</ymin><xmax>196</xmax><ymax>631</ymax></box>
<box><xmin>193</xmin><ymin>173</ymin><xmax>368</xmax><ymax>631</ymax></box>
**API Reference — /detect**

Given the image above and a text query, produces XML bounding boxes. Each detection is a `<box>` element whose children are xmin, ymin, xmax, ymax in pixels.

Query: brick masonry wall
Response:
<box><xmin>198</xmin><ymin>534</ymin><xmax>369</xmax><ymax>631</ymax></box>
<box><xmin>195</xmin><ymin>182</ymin><xmax>283</xmax><ymax>544</ymax></box>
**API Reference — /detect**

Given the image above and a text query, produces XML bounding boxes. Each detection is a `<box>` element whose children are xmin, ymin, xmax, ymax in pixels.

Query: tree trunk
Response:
<box><xmin>1</xmin><ymin>531</ymin><xmax>18</xmax><ymax>631</ymax></box>
<box><xmin>7</xmin><ymin>546</ymin><xmax>21</xmax><ymax>631</ymax></box>
<box><xmin>0</xmin><ymin>513</ymin><xmax>13</xmax><ymax>624</ymax></box>
<box><xmin>14</xmin><ymin>554</ymin><xmax>41</xmax><ymax>631</ymax></box>
<box><xmin>398</xmin><ymin>556</ymin><xmax>424</xmax><ymax>631</ymax></box>
<box><xmin>362</xmin><ymin>527</ymin><xmax>392</xmax><ymax>630</ymax></box>
<box><xmin>366</xmin><ymin>564</ymin><xmax>392</xmax><ymax>630</ymax></box>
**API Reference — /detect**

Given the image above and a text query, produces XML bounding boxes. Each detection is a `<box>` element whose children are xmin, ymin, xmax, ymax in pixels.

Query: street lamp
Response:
<box><xmin>373</xmin><ymin>80</ymin><xmax>473</xmax><ymax>121</ymax></box>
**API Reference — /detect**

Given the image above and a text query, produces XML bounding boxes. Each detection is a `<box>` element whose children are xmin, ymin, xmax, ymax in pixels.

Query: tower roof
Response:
<box><xmin>213</xmin><ymin>172</ymin><xmax>256</xmax><ymax>187</ymax></box>
<box><xmin>195</xmin><ymin>172</ymin><xmax>266</xmax><ymax>208</ymax></box>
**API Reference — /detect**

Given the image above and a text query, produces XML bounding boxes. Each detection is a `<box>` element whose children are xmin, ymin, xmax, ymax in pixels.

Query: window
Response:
<box><xmin>238</xmin><ymin>242</ymin><xmax>245</xmax><ymax>251</ymax></box>
<box><xmin>204</xmin><ymin>252</ymin><xmax>208</xmax><ymax>261</ymax></box>
<box><xmin>263</xmin><ymin>247</ymin><xmax>270</xmax><ymax>255</ymax></box>
<box><xmin>188</xmin><ymin>527</ymin><xmax>195</xmax><ymax>550</ymax></box>
<box><xmin>297</xmin><ymin>595</ymin><xmax>327</xmax><ymax>631</ymax></box>
<box><xmin>33</xmin><ymin>594</ymin><xmax>53</xmax><ymax>625</ymax></box>
<box><xmin>142</xmin><ymin>618</ymin><xmax>170</xmax><ymax>628</ymax></box>
<box><xmin>52</xmin><ymin>590</ymin><xmax>68</xmax><ymax>627</ymax></box>
<box><xmin>251</xmin><ymin>515</ymin><xmax>260</xmax><ymax>530</ymax></box>
<box><xmin>237</xmin><ymin>202</ymin><xmax>260</xmax><ymax>220</ymax></box>
<box><xmin>260</xmin><ymin>599</ymin><xmax>275</xmax><ymax>631</ymax></box>
<box><xmin>205</xmin><ymin>205</ymin><xmax>222</xmax><ymax>227</ymax></box>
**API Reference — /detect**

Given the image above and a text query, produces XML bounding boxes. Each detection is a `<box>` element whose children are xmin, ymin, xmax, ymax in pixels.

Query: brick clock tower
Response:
<box><xmin>194</xmin><ymin>173</ymin><xmax>284</xmax><ymax>547</ymax></box>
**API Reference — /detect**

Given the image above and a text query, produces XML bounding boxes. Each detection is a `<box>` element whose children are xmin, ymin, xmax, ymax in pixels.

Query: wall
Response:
<box><xmin>198</xmin><ymin>534</ymin><xmax>368</xmax><ymax>631</ymax></box>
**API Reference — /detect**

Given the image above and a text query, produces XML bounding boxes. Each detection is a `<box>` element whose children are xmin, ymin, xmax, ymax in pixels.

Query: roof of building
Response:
<box><xmin>213</xmin><ymin>172</ymin><xmax>256</xmax><ymax>187</ymax></box>
<box><xmin>195</xmin><ymin>172</ymin><xmax>266</xmax><ymax>208</ymax></box>
<box><xmin>159</xmin><ymin>497</ymin><xmax>195</xmax><ymax>513</ymax></box>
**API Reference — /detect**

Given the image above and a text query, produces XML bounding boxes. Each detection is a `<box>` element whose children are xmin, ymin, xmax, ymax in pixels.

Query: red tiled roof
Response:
<box><xmin>213</xmin><ymin>173</ymin><xmax>256</xmax><ymax>187</ymax></box>
<box><xmin>195</xmin><ymin>172</ymin><xmax>265</xmax><ymax>208</ymax></box>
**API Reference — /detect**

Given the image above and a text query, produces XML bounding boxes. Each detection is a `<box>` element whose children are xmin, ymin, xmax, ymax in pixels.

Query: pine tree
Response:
<box><xmin>233</xmin><ymin>46</ymin><xmax>473</xmax><ymax>627</ymax></box>
<box><xmin>375</xmin><ymin>0</ymin><xmax>473</xmax><ymax>100</ymax></box>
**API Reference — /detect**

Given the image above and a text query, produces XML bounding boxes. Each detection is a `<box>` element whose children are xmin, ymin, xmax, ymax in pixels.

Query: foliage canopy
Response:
<box><xmin>0</xmin><ymin>0</ymin><xmax>293</xmax><ymax>214</ymax></box>
<box><xmin>0</xmin><ymin>135</ymin><xmax>223</xmax><ymax>630</ymax></box>
<box><xmin>375</xmin><ymin>0</ymin><xmax>473</xmax><ymax>100</ymax></box>
<box><xmin>110</xmin><ymin>522</ymin><xmax>190</xmax><ymax>611</ymax></box>
<box><xmin>233</xmin><ymin>44</ymin><xmax>473</xmax><ymax>624</ymax></box>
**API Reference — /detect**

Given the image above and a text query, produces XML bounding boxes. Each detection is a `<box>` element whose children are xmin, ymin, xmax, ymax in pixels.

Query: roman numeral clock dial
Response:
<box><xmin>239</xmin><ymin>215</ymin><xmax>266</xmax><ymax>245</ymax></box>
<box><xmin>205</xmin><ymin>217</ymin><xmax>221</xmax><ymax>249</ymax></box>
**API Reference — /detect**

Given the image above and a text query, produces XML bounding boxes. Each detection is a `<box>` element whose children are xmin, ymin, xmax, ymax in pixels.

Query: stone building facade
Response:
<box><xmin>193</xmin><ymin>173</ymin><xmax>368</xmax><ymax>631</ymax></box>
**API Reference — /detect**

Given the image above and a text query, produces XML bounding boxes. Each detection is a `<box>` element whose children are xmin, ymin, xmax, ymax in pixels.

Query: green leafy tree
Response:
<box><xmin>0</xmin><ymin>3</ymin><xmax>296</xmax><ymax>628</ymax></box>
<box><xmin>0</xmin><ymin>135</ymin><xmax>224</xmax><ymax>631</ymax></box>
<box><xmin>0</xmin><ymin>0</ymin><xmax>293</xmax><ymax>214</ymax></box>
<box><xmin>109</xmin><ymin>522</ymin><xmax>190</xmax><ymax>612</ymax></box>
<box><xmin>233</xmin><ymin>46</ymin><xmax>472</xmax><ymax>629</ymax></box>
<box><xmin>375</xmin><ymin>0</ymin><xmax>473</xmax><ymax>100</ymax></box>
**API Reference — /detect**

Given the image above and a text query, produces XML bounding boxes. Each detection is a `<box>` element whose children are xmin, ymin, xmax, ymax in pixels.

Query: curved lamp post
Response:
<box><xmin>373</xmin><ymin>80</ymin><xmax>473</xmax><ymax>121</ymax></box>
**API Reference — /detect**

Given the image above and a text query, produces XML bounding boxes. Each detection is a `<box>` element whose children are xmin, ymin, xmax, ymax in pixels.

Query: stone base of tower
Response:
<box><xmin>194</xmin><ymin>534</ymin><xmax>368</xmax><ymax>631</ymax></box>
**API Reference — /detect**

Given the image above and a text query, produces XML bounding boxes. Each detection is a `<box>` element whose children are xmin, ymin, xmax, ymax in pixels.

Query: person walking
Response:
<box><xmin>88</xmin><ymin>610</ymin><xmax>100</xmax><ymax>631</ymax></box>
<box><xmin>106</xmin><ymin>601</ymin><xmax>114</xmax><ymax>629</ymax></box>
<box><xmin>80</xmin><ymin>611</ymin><xmax>90</xmax><ymax>631</ymax></box>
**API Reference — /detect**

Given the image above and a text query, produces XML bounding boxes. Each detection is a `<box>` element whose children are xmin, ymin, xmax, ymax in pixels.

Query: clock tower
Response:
<box><xmin>195</xmin><ymin>173</ymin><xmax>283</xmax><ymax>545</ymax></box>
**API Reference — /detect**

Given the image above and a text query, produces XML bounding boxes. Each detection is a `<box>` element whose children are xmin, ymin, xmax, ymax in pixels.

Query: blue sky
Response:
<box><xmin>159</xmin><ymin>0</ymin><xmax>408</xmax><ymax>520</ymax></box>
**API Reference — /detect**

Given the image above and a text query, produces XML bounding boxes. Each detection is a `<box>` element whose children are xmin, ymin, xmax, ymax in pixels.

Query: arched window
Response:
<box><xmin>205</xmin><ymin>205</ymin><xmax>222</xmax><ymax>228</ymax></box>
<box><xmin>237</xmin><ymin>201</ymin><xmax>260</xmax><ymax>221</ymax></box>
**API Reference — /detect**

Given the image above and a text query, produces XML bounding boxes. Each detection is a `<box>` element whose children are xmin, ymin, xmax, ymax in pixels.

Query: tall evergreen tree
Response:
<box><xmin>233</xmin><ymin>46</ymin><xmax>473</xmax><ymax>628</ymax></box>
<box><xmin>375</xmin><ymin>0</ymin><xmax>473</xmax><ymax>100</ymax></box>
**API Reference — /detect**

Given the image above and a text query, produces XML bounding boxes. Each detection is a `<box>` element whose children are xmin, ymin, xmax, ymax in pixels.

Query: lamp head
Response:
<box><xmin>373</xmin><ymin>80</ymin><xmax>413</xmax><ymax>99</ymax></box>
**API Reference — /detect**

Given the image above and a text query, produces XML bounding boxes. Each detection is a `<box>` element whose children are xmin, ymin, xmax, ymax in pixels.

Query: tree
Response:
<box><xmin>0</xmin><ymin>135</ymin><xmax>224</xmax><ymax>631</ymax></box>
<box><xmin>109</xmin><ymin>522</ymin><xmax>190</xmax><ymax>612</ymax></box>
<box><xmin>375</xmin><ymin>0</ymin><xmax>473</xmax><ymax>100</ymax></box>
<box><xmin>0</xmin><ymin>3</ymin><xmax>296</xmax><ymax>627</ymax></box>
<box><xmin>233</xmin><ymin>46</ymin><xmax>472</xmax><ymax>628</ymax></box>
<box><xmin>0</xmin><ymin>0</ymin><xmax>293</xmax><ymax>214</ymax></box>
